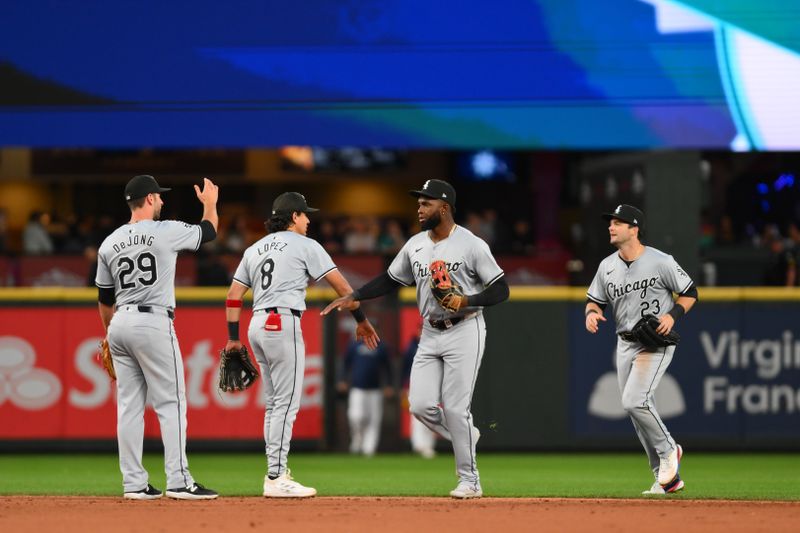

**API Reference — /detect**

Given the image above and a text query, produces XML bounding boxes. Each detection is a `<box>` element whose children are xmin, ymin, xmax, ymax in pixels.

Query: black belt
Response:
<box><xmin>259</xmin><ymin>307</ymin><xmax>302</xmax><ymax>317</ymax></box>
<box><xmin>136</xmin><ymin>305</ymin><xmax>174</xmax><ymax>319</ymax></box>
<box><xmin>619</xmin><ymin>332</ymin><xmax>637</xmax><ymax>342</ymax></box>
<box><xmin>428</xmin><ymin>314</ymin><xmax>472</xmax><ymax>330</ymax></box>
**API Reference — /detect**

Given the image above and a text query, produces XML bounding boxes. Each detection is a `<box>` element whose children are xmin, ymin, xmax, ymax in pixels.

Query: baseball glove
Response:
<box><xmin>218</xmin><ymin>345</ymin><xmax>259</xmax><ymax>392</ymax></box>
<box><xmin>99</xmin><ymin>338</ymin><xmax>116</xmax><ymax>381</ymax></box>
<box><xmin>429</xmin><ymin>259</ymin><xmax>465</xmax><ymax>313</ymax></box>
<box><xmin>631</xmin><ymin>315</ymin><xmax>680</xmax><ymax>351</ymax></box>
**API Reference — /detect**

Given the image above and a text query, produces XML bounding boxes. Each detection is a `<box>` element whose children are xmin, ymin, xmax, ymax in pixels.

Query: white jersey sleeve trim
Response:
<box><xmin>232</xmin><ymin>277</ymin><xmax>251</xmax><ymax>288</ymax></box>
<box><xmin>194</xmin><ymin>225</ymin><xmax>202</xmax><ymax>251</ymax></box>
<box><xmin>387</xmin><ymin>270</ymin><xmax>412</xmax><ymax>287</ymax></box>
<box><xmin>484</xmin><ymin>271</ymin><xmax>505</xmax><ymax>287</ymax></box>
<box><xmin>587</xmin><ymin>292</ymin><xmax>608</xmax><ymax>304</ymax></box>
<box><xmin>314</xmin><ymin>266</ymin><xmax>338</xmax><ymax>282</ymax></box>
<box><xmin>678</xmin><ymin>280</ymin><xmax>694</xmax><ymax>295</ymax></box>
<box><xmin>95</xmin><ymin>283</ymin><xmax>115</xmax><ymax>289</ymax></box>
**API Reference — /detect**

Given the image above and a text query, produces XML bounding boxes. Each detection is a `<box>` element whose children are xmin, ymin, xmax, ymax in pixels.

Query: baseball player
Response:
<box><xmin>96</xmin><ymin>175</ymin><xmax>220</xmax><ymax>500</ymax></box>
<box><xmin>323</xmin><ymin>179</ymin><xmax>509</xmax><ymax>499</ymax></box>
<box><xmin>338</xmin><ymin>333</ymin><xmax>393</xmax><ymax>457</ymax></box>
<box><xmin>223</xmin><ymin>192</ymin><xmax>379</xmax><ymax>498</ymax></box>
<box><xmin>585</xmin><ymin>204</ymin><xmax>698</xmax><ymax>495</ymax></box>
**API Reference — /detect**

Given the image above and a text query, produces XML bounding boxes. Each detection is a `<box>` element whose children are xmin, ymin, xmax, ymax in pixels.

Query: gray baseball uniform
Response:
<box><xmin>389</xmin><ymin>225</ymin><xmax>504</xmax><ymax>486</ymax></box>
<box><xmin>587</xmin><ymin>246</ymin><xmax>693</xmax><ymax>473</ymax></box>
<box><xmin>232</xmin><ymin>230</ymin><xmax>336</xmax><ymax>478</ymax></box>
<box><xmin>96</xmin><ymin>220</ymin><xmax>203</xmax><ymax>493</ymax></box>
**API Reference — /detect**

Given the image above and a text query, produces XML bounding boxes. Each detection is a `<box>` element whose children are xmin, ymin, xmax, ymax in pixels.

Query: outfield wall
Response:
<box><xmin>0</xmin><ymin>287</ymin><xmax>798</xmax><ymax>450</ymax></box>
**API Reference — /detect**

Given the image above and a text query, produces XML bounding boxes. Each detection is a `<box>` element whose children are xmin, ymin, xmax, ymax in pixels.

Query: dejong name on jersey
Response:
<box><xmin>112</xmin><ymin>233</ymin><xmax>155</xmax><ymax>253</ymax></box>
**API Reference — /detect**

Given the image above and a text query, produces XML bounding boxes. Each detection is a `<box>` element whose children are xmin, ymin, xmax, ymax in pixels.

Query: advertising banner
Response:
<box><xmin>0</xmin><ymin>307</ymin><xmax>323</xmax><ymax>440</ymax></box>
<box><xmin>570</xmin><ymin>304</ymin><xmax>800</xmax><ymax>442</ymax></box>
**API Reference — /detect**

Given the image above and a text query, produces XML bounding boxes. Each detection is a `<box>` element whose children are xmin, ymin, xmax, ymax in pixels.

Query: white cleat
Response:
<box><xmin>450</xmin><ymin>481</ymin><xmax>483</xmax><ymax>499</ymax></box>
<box><xmin>657</xmin><ymin>444</ymin><xmax>683</xmax><ymax>486</ymax></box>
<box><xmin>642</xmin><ymin>481</ymin><xmax>666</xmax><ymax>495</ymax></box>
<box><xmin>263</xmin><ymin>470</ymin><xmax>317</xmax><ymax>498</ymax></box>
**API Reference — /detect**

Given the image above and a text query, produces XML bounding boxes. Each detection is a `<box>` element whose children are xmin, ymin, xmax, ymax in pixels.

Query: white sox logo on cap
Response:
<box><xmin>413</xmin><ymin>179</ymin><xmax>455</xmax><ymax>205</ymax></box>
<box><xmin>604</xmin><ymin>204</ymin><xmax>644</xmax><ymax>227</ymax></box>
<box><xmin>614</xmin><ymin>205</ymin><xmax>638</xmax><ymax>225</ymax></box>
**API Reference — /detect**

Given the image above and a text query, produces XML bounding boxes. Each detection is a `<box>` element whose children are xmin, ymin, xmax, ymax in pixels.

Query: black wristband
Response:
<box><xmin>351</xmin><ymin>289</ymin><xmax>362</xmax><ymax>301</ymax></box>
<box><xmin>585</xmin><ymin>308</ymin><xmax>599</xmax><ymax>317</ymax></box>
<box><xmin>350</xmin><ymin>308</ymin><xmax>366</xmax><ymax>323</ymax></box>
<box><xmin>667</xmin><ymin>304</ymin><xmax>686</xmax><ymax>322</ymax></box>
<box><xmin>227</xmin><ymin>321</ymin><xmax>240</xmax><ymax>341</ymax></box>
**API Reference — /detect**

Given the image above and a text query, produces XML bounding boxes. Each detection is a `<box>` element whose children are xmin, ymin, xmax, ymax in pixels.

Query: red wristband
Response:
<box><xmin>225</xmin><ymin>299</ymin><xmax>243</xmax><ymax>308</ymax></box>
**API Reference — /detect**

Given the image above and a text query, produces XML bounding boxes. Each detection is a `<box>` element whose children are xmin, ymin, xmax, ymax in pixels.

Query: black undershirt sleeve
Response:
<box><xmin>680</xmin><ymin>283</ymin><xmax>698</xmax><ymax>300</ymax></box>
<box><xmin>352</xmin><ymin>272</ymin><xmax>403</xmax><ymax>301</ymax></box>
<box><xmin>585</xmin><ymin>298</ymin><xmax>608</xmax><ymax>311</ymax></box>
<box><xmin>199</xmin><ymin>220</ymin><xmax>217</xmax><ymax>244</ymax></box>
<box><xmin>467</xmin><ymin>277</ymin><xmax>509</xmax><ymax>307</ymax></box>
<box><xmin>98</xmin><ymin>286</ymin><xmax>116</xmax><ymax>306</ymax></box>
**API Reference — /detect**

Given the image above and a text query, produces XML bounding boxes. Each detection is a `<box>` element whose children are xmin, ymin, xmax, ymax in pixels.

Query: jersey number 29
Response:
<box><xmin>119</xmin><ymin>252</ymin><xmax>158</xmax><ymax>289</ymax></box>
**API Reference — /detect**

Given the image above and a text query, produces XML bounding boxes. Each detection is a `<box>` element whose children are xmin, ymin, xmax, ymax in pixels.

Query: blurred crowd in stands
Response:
<box><xmin>2</xmin><ymin>204</ymin><xmax>799</xmax><ymax>287</ymax></box>
<box><xmin>0</xmin><ymin>208</ymin><xmax>537</xmax><ymax>258</ymax></box>
<box><xmin>699</xmin><ymin>212</ymin><xmax>800</xmax><ymax>286</ymax></box>
<box><xmin>0</xmin><ymin>207</ymin><xmax>539</xmax><ymax>286</ymax></box>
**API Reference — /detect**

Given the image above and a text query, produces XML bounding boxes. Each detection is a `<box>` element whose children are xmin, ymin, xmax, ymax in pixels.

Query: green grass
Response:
<box><xmin>0</xmin><ymin>453</ymin><xmax>798</xmax><ymax>500</ymax></box>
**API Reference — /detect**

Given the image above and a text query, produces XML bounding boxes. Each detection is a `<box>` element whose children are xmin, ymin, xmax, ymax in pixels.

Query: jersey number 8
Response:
<box><xmin>260</xmin><ymin>258</ymin><xmax>275</xmax><ymax>290</ymax></box>
<box><xmin>119</xmin><ymin>252</ymin><xmax>158</xmax><ymax>289</ymax></box>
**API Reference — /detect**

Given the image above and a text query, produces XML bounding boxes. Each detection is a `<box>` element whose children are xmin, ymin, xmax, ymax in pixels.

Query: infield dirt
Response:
<box><xmin>1</xmin><ymin>496</ymin><xmax>799</xmax><ymax>532</ymax></box>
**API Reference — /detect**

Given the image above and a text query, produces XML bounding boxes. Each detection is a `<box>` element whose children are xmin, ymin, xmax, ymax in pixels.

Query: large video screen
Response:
<box><xmin>0</xmin><ymin>1</ymin><xmax>797</xmax><ymax>149</ymax></box>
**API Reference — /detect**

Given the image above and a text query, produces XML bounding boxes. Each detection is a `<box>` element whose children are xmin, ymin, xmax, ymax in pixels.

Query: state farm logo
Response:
<box><xmin>0</xmin><ymin>336</ymin><xmax>62</xmax><ymax>409</ymax></box>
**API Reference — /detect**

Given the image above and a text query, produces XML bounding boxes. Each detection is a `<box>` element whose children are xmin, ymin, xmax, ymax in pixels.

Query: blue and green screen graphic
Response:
<box><xmin>0</xmin><ymin>0</ymin><xmax>796</xmax><ymax>149</ymax></box>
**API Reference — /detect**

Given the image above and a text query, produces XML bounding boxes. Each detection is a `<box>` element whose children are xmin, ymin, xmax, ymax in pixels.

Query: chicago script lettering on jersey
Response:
<box><xmin>112</xmin><ymin>233</ymin><xmax>155</xmax><ymax>253</ymax></box>
<box><xmin>414</xmin><ymin>260</ymin><xmax>462</xmax><ymax>279</ymax></box>
<box><xmin>607</xmin><ymin>276</ymin><xmax>659</xmax><ymax>300</ymax></box>
<box><xmin>256</xmin><ymin>241</ymin><xmax>288</xmax><ymax>255</ymax></box>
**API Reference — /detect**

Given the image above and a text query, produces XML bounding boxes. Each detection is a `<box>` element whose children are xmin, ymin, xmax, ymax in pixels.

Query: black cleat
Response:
<box><xmin>124</xmin><ymin>483</ymin><xmax>162</xmax><ymax>500</ymax></box>
<box><xmin>165</xmin><ymin>482</ymin><xmax>219</xmax><ymax>500</ymax></box>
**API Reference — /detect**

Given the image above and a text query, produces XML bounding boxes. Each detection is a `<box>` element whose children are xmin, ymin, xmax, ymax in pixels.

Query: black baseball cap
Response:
<box><xmin>602</xmin><ymin>204</ymin><xmax>645</xmax><ymax>228</ymax></box>
<box><xmin>124</xmin><ymin>175</ymin><xmax>171</xmax><ymax>201</ymax></box>
<box><xmin>409</xmin><ymin>179</ymin><xmax>456</xmax><ymax>208</ymax></box>
<box><xmin>271</xmin><ymin>192</ymin><xmax>320</xmax><ymax>216</ymax></box>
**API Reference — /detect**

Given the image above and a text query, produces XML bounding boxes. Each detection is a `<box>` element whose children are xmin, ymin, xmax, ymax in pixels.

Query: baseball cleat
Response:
<box><xmin>124</xmin><ymin>483</ymin><xmax>162</xmax><ymax>500</ymax></box>
<box><xmin>642</xmin><ymin>481</ymin><xmax>666</xmax><ymax>495</ymax></box>
<box><xmin>165</xmin><ymin>482</ymin><xmax>219</xmax><ymax>500</ymax></box>
<box><xmin>663</xmin><ymin>474</ymin><xmax>685</xmax><ymax>493</ymax></box>
<box><xmin>657</xmin><ymin>444</ymin><xmax>683</xmax><ymax>486</ymax></box>
<box><xmin>263</xmin><ymin>469</ymin><xmax>317</xmax><ymax>498</ymax></box>
<box><xmin>450</xmin><ymin>481</ymin><xmax>483</xmax><ymax>499</ymax></box>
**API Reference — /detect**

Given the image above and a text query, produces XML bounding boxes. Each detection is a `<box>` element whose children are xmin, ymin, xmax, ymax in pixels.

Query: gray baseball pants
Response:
<box><xmin>248</xmin><ymin>309</ymin><xmax>305</xmax><ymax>478</ymax></box>
<box><xmin>617</xmin><ymin>339</ymin><xmax>678</xmax><ymax>472</ymax></box>
<box><xmin>108</xmin><ymin>309</ymin><xmax>194</xmax><ymax>492</ymax></box>
<box><xmin>408</xmin><ymin>314</ymin><xmax>485</xmax><ymax>484</ymax></box>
